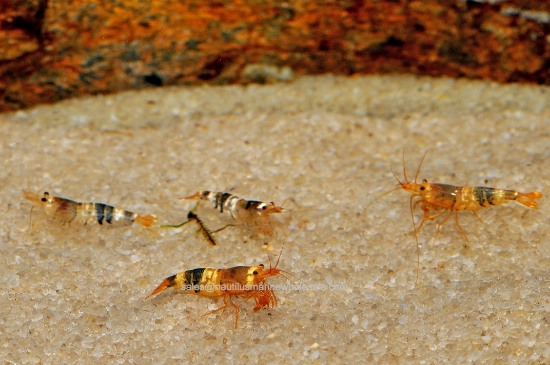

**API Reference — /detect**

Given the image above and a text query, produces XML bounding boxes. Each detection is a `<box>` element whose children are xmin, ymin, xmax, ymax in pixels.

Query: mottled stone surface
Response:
<box><xmin>2</xmin><ymin>0</ymin><xmax>550</xmax><ymax>111</ymax></box>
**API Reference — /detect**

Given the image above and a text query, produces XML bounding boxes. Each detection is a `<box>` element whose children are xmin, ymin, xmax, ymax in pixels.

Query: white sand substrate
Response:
<box><xmin>1</xmin><ymin>75</ymin><xmax>550</xmax><ymax>364</ymax></box>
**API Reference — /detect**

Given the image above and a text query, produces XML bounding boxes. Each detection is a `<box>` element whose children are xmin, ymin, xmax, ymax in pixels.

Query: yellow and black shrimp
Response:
<box><xmin>146</xmin><ymin>263</ymin><xmax>281</xmax><ymax>329</ymax></box>
<box><xmin>23</xmin><ymin>190</ymin><xmax>157</xmax><ymax>228</ymax></box>
<box><xmin>392</xmin><ymin>153</ymin><xmax>543</xmax><ymax>242</ymax></box>
<box><xmin>369</xmin><ymin>151</ymin><xmax>543</xmax><ymax>283</ymax></box>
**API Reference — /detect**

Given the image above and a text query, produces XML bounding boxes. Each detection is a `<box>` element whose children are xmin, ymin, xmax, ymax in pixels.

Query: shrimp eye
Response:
<box><xmin>41</xmin><ymin>197</ymin><xmax>47</xmax><ymax>202</ymax></box>
<box><xmin>253</xmin><ymin>270</ymin><xmax>258</xmax><ymax>275</ymax></box>
<box><xmin>420</xmin><ymin>186</ymin><xmax>425</xmax><ymax>191</ymax></box>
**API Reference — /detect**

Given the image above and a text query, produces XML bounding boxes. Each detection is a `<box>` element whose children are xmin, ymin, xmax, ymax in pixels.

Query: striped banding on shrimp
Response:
<box><xmin>417</xmin><ymin>183</ymin><xmax>542</xmax><ymax>212</ymax></box>
<box><xmin>187</xmin><ymin>191</ymin><xmax>280</xmax><ymax>218</ymax></box>
<box><xmin>181</xmin><ymin>190</ymin><xmax>285</xmax><ymax>239</ymax></box>
<box><xmin>23</xmin><ymin>191</ymin><xmax>157</xmax><ymax>227</ymax></box>
<box><xmin>146</xmin><ymin>263</ymin><xmax>280</xmax><ymax>329</ymax></box>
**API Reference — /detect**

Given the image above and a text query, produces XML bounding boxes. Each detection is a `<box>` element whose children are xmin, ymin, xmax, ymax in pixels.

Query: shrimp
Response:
<box><xmin>23</xmin><ymin>190</ymin><xmax>158</xmax><ymax>228</ymax></box>
<box><xmin>180</xmin><ymin>190</ymin><xmax>285</xmax><ymax>243</ymax></box>
<box><xmin>161</xmin><ymin>202</ymin><xmax>217</xmax><ymax>245</ymax></box>
<box><xmin>372</xmin><ymin>151</ymin><xmax>543</xmax><ymax>283</ymax></box>
<box><xmin>395</xmin><ymin>152</ymin><xmax>542</xmax><ymax>240</ymax></box>
<box><xmin>146</xmin><ymin>251</ymin><xmax>285</xmax><ymax>329</ymax></box>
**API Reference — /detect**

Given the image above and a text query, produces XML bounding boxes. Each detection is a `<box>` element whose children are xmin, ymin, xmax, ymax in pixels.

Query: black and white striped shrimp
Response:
<box><xmin>179</xmin><ymin>190</ymin><xmax>285</xmax><ymax>242</ymax></box>
<box><xmin>23</xmin><ymin>190</ymin><xmax>158</xmax><ymax>228</ymax></box>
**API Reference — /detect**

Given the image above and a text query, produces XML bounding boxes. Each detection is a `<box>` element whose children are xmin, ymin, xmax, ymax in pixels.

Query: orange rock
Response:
<box><xmin>1</xmin><ymin>0</ymin><xmax>550</xmax><ymax>111</ymax></box>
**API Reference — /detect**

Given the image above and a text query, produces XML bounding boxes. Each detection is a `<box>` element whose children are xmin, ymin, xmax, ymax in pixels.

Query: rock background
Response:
<box><xmin>2</xmin><ymin>0</ymin><xmax>550</xmax><ymax>112</ymax></box>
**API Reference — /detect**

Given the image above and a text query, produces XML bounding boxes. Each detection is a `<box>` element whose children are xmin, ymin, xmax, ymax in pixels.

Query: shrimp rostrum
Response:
<box><xmin>23</xmin><ymin>190</ymin><xmax>157</xmax><ymax>228</ymax></box>
<box><xmin>178</xmin><ymin>190</ymin><xmax>285</xmax><ymax>242</ymax></box>
<box><xmin>146</xmin><ymin>262</ymin><xmax>281</xmax><ymax>329</ymax></box>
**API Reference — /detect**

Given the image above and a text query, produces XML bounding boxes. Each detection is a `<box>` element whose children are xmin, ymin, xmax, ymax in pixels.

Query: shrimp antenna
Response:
<box><xmin>395</xmin><ymin>149</ymin><xmax>427</xmax><ymax>287</ymax></box>
<box><xmin>26</xmin><ymin>206</ymin><xmax>34</xmax><ymax>233</ymax></box>
<box><xmin>268</xmin><ymin>240</ymin><xmax>285</xmax><ymax>271</ymax></box>
<box><xmin>266</xmin><ymin>200</ymin><xmax>288</xmax><ymax>241</ymax></box>
<box><xmin>412</xmin><ymin>149</ymin><xmax>428</xmax><ymax>184</ymax></box>
<box><xmin>279</xmin><ymin>269</ymin><xmax>308</xmax><ymax>287</ymax></box>
<box><xmin>414</xmin><ymin>150</ymin><xmax>428</xmax><ymax>282</ymax></box>
<box><xmin>268</xmin><ymin>241</ymin><xmax>309</xmax><ymax>286</ymax></box>
<box><xmin>402</xmin><ymin>148</ymin><xmax>409</xmax><ymax>183</ymax></box>
<box><xmin>25</xmin><ymin>177</ymin><xmax>34</xmax><ymax>233</ymax></box>
<box><xmin>161</xmin><ymin>201</ymin><xmax>201</xmax><ymax>228</ymax></box>
<box><xmin>362</xmin><ymin>164</ymin><xmax>404</xmax><ymax>213</ymax></box>
<box><xmin>410</xmin><ymin>194</ymin><xmax>420</xmax><ymax>287</ymax></box>
<box><xmin>365</xmin><ymin>149</ymin><xmax>428</xmax><ymax>213</ymax></box>
<box><xmin>407</xmin><ymin>149</ymin><xmax>429</xmax><ymax>287</ymax></box>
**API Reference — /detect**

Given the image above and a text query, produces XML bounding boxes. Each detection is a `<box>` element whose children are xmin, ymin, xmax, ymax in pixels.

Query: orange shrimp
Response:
<box><xmin>23</xmin><ymin>190</ymin><xmax>157</xmax><ymax>228</ymax></box>
<box><xmin>146</xmin><ymin>251</ymin><xmax>285</xmax><ymax>329</ymax></box>
<box><xmin>373</xmin><ymin>151</ymin><xmax>543</xmax><ymax>283</ymax></box>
